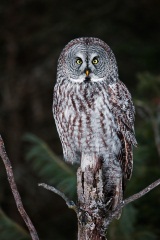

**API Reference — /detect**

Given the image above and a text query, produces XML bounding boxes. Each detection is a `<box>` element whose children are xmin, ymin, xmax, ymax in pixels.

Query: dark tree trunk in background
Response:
<box><xmin>77</xmin><ymin>154</ymin><xmax>107</xmax><ymax>240</ymax></box>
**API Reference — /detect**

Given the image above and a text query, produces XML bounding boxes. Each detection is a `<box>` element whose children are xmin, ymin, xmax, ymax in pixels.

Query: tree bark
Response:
<box><xmin>77</xmin><ymin>153</ymin><xmax>107</xmax><ymax>240</ymax></box>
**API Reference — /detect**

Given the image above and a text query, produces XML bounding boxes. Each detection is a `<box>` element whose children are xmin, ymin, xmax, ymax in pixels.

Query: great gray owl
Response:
<box><xmin>53</xmin><ymin>37</ymin><xmax>137</xmax><ymax>212</ymax></box>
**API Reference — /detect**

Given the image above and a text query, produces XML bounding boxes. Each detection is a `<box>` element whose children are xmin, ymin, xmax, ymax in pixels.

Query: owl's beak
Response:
<box><xmin>85</xmin><ymin>69</ymin><xmax>90</xmax><ymax>77</ymax></box>
<box><xmin>84</xmin><ymin>69</ymin><xmax>91</xmax><ymax>83</ymax></box>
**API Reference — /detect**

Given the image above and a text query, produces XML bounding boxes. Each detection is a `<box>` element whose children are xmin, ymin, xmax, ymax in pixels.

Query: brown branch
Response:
<box><xmin>38</xmin><ymin>183</ymin><xmax>77</xmax><ymax>213</ymax></box>
<box><xmin>105</xmin><ymin>178</ymin><xmax>160</xmax><ymax>228</ymax></box>
<box><xmin>0</xmin><ymin>135</ymin><xmax>39</xmax><ymax>240</ymax></box>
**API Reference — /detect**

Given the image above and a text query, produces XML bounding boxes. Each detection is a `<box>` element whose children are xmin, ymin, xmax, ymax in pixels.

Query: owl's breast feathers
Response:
<box><xmin>53</xmin><ymin>79</ymin><xmax>137</xmax><ymax>181</ymax></box>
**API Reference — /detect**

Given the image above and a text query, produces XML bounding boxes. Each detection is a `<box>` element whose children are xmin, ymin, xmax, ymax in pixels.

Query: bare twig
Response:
<box><xmin>105</xmin><ymin>178</ymin><xmax>160</xmax><ymax>228</ymax></box>
<box><xmin>0</xmin><ymin>135</ymin><xmax>39</xmax><ymax>240</ymax></box>
<box><xmin>39</xmin><ymin>183</ymin><xmax>77</xmax><ymax>213</ymax></box>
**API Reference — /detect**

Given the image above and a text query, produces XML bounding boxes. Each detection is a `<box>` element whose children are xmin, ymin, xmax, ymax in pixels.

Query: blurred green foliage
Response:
<box><xmin>0</xmin><ymin>209</ymin><xmax>30</xmax><ymax>240</ymax></box>
<box><xmin>24</xmin><ymin>134</ymin><xmax>77</xmax><ymax>198</ymax></box>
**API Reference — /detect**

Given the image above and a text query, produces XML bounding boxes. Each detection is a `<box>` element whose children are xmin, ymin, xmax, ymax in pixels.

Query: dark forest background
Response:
<box><xmin>0</xmin><ymin>0</ymin><xmax>160</xmax><ymax>239</ymax></box>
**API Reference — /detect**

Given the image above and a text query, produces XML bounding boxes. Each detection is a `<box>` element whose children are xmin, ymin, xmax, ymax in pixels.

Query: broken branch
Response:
<box><xmin>39</xmin><ymin>183</ymin><xmax>77</xmax><ymax>213</ymax></box>
<box><xmin>105</xmin><ymin>178</ymin><xmax>160</xmax><ymax>228</ymax></box>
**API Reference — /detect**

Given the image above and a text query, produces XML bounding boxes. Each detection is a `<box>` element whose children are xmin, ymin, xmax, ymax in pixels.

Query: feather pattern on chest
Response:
<box><xmin>53</xmin><ymin>80</ymin><xmax>121</xmax><ymax>163</ymax></box>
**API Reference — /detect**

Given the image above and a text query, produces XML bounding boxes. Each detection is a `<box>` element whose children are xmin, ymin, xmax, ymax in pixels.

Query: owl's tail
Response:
<box><xmin>103</xmin><ymin>168</ymin><xmax>123</xmax><ymax>219</ymax></box>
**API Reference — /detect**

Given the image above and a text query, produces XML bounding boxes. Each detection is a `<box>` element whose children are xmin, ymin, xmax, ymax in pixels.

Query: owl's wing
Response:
<box><xmin>53</xmin><ymin>84</ymin><xmax>80</xmax><ymax>164</ymax></box>
<box><xmin>108</xmin><ymin>80</ymin><xmax>137</xmax><ymax>182</ymax></box>
<box><xmin>53</xmin><ymin>87</ymin><xmax>69</xmax><ymax>161</ymax></box>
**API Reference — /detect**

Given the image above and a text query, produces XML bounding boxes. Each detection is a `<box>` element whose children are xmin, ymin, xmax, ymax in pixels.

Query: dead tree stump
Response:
<box><xmin>77</xmin><ymin>153</ymin><xmax>107</xmax><ymax>240</ymax></box>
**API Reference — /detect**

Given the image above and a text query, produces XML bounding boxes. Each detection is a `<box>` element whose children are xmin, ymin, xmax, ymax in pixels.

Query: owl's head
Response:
<box><xmin>57</xmin><ymin>37</ymin><xmax>119</xmax><ymax>84</ymax></box>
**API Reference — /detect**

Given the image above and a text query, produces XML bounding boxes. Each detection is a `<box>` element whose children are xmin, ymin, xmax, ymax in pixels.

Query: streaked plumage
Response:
<box><xmin>53</xmin><ymin>37</ymin><xmax>137</xmax><ymax>213</ymax></box>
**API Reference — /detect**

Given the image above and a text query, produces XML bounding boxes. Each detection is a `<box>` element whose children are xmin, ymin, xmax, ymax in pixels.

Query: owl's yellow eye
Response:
<box><xmin>92</xmin><ymin>57</ymin><xmax>99</xmax><ymax>64</ymax></box>
<box><xmin>76</xmin><ymin>58</ymin><xmax>83</xmax><ymax>65</ymax></box>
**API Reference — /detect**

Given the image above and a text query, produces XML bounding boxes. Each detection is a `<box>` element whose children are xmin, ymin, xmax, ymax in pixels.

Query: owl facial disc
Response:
<box><xmin>61</xmin><ymin>37</ymin><xmax>119</xmax><ymax>84</ymax></box>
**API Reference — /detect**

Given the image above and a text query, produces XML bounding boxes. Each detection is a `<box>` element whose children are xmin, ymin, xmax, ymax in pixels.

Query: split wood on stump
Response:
<box><xmin>77</xmin><ymin>153</ymin><xmax>107</xmax><ymax>240</ymax></box>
